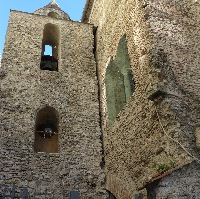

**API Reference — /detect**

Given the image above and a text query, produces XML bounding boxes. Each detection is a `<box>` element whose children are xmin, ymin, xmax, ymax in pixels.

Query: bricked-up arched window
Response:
<box><xmin>48</xmin><ymin>12</ymin><xmax>60</xmax><ymax>19</ymax></box>
<box><xmin>34</xmin><ymin>106</ymin><xmax>59</xmax><ymax>153</ymax></box>
<box><xmin>40</xmin><ymin>23</ymin><xmax>60</xmax><ymax>71</ymax></box>
<box><xmin>105</xmin><ymin>35</ymin><xmax>135</xmax><ymax>124</ymax></box>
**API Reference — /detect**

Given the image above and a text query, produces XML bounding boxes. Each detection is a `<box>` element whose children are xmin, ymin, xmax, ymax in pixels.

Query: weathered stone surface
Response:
<box><xmin>147</xmin><ymin>161</ymin><xmax>200</xmax><ymax>198</ymax></box>
<box><xmin>84</xmin><ymin>0</ymin><xmax>200</xmax><ymax>198</ymax></box>
<box><xmin>2</xmin><ymin>0</ymin><xmax>200</xmax><ymax>198</ymax></box>
<box><xmin>0</xmin><ymin>10</ymin><xmax>107</xmax><ymax>199</ymax></box>
<box><xmin>34</xmin><ymin>1</ymin><xmax>70</xmax><ymax>20</ymax></box>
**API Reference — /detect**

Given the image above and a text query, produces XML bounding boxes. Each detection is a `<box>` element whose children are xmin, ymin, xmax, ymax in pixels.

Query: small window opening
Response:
<box><xmin>34</xmin><ymin>106</ymin><xmax>59</xmax><ymax>153</ymax></box>
<box><xmin>40</xmin><ymin>23</ymin><xmax>60</xmax><ymax>72</ymax></box>
<box><xmin>44</xmin><ymin>45</ymin><xmax>52</xmax><ymax>56</ymax></box>
<box><xmin>105</xmin><ymin>35</ymin><xmax>135</xmax><ymax>124</ymax></box>
<box><xmin>48</xmin><ymin>12</ymin><xmax>60</xmax><ymax>19</ymax></box>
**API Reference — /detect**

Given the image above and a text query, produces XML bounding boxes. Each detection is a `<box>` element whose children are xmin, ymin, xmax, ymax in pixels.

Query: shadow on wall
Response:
<box><xmin>108</xmin><ymin>191</ymin><xmax>117</xmax><ymax>199</ymax></box>
<box><xmin>105</xmin><ymin>34</ymin><xmax>135</xmax><ymax>125</ymax></box>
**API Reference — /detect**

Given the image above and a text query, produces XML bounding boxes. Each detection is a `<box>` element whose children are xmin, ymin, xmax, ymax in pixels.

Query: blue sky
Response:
<box><xmin>0</xmin><ymin>0</ymin><xmax>86</xmax><ymax>57</ymax></box>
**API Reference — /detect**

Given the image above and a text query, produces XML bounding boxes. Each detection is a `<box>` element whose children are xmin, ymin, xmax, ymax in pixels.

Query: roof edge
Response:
<box><xmin>9</xmin><ymin>9</ymin><xmax>94</xmax><ymax>27</ymax></box>
<box><xmin>139</xmin><ymin>159</ymin><xmax>195</xmax><ymax>190</ymax></box>
<box><xmin>81</xmin><ymin>0</ymin><xmax>94</xmax><ymax>23</ymax></box>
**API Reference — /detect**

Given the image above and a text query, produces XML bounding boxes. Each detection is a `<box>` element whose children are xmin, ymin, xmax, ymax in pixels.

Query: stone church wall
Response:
<box><xmin>146</xmin><ymin>162</ymin><xmax>200</xmax><ymax>199</ymax></box>
<box><xmin>85</xmin><ymin>0</ymin><xmax>200</xmax><ymax>198</ymax></box>
<box><xmin>0</xmin><ymin>11</ymin><xmax>107</xmax><ymax>199</ymax></box>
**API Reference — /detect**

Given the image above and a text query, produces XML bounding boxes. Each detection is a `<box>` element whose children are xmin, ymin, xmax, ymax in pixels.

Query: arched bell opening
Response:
<box><xmin>34</xmin><ymin>106</ymin><xmax>59</xmax><ymax>153</ymax></box>
<box><xmin>40</xmin><ymin>23</ymin><xmax>60</xmax><ymax>72</ymax></box>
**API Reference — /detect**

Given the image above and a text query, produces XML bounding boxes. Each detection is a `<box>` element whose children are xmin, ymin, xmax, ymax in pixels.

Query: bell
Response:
<box><xmin>44</xmin><ymin>127</ymin><xmax>53</xmax><ymax>137</ymax></box>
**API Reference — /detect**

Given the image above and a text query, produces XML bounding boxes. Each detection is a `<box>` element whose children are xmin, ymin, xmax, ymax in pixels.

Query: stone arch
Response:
<box><xmin>34</xmin><ymin>106</ymin><xmax>59</xmax><ymax>153</ymax></box>
<box><xmin>105</xmin><ymin>34</ymin><xmax>135</xmax><ymax>124</ymax></box>
<box><xmin>40</xmin><ymin>23</ymin><xmax>61</xmax><ymax>71</ymax></box>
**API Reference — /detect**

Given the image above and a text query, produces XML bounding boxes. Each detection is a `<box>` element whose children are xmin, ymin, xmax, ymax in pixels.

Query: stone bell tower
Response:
<box><xmin>0</xmin><ymin>1</ymin><xmax>107</xmax><ymax>198</ymax></box>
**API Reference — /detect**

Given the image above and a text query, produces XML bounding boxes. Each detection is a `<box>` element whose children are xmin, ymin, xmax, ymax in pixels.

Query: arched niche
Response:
<box><xmin>34</xmin><ymin>106</ymin><xmax>59</xmax><ymax>153</ymax></box>
<box><xmin>40</xmin><ymin>23</ymin><xmax>60</xmax><ymax>71</ymax></box>
<box><xmin>48</xmin><ymin>12</ymin><xmax>60</xmax><ymax>19</ymax></box>
<box><xmin>105</xmin><ymin>34</ymin><xmax>135</xmax><ymax>124</ymax></box>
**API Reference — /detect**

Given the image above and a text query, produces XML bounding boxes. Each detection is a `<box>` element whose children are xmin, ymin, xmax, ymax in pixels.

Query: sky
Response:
<box><xmin>0</xmin><ymin>0</ymin><xmax>86</xmax><ymax>57</ymax></box>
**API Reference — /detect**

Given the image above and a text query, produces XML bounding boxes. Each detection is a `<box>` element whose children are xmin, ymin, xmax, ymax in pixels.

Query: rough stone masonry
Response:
<box><xmin>0</xmin><ymin>2</ymin><xmax>107</xmax><ymax>199</ymax></box>
<box><xmin>2</xmin><ymin>0</ymin><xmax>200</xmax><ymax>198</ymax></box>
<box><xmin>83</xmin><ymin>0</ymin><xmax>200</xmax><ymax>198</ymax></box>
